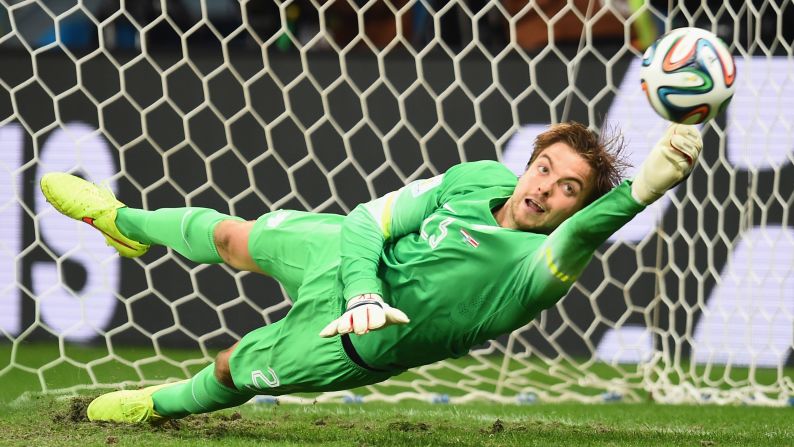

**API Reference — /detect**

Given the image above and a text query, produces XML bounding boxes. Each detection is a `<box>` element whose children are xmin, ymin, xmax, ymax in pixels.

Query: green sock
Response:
<box><xmin>115</xmin><ymin>207</ymin><xmax>242</xmax><ymax>264</ymax></box>
<box><xmin>151</xmin><ymin>364</ymin><xmax>253</xmax><ymax>418</ymax></box>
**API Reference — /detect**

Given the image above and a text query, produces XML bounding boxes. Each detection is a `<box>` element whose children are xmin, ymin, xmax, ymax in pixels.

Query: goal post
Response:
<box><xmin>0</xmin><ymin>1</ymin><xmax>792</xmax><ymax>405</ymax></box>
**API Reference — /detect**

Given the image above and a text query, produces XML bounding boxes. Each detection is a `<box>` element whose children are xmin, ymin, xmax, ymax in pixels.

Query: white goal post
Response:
<box><xmin>0</xmin><ymin>0</ymin><xmax>792</xmax><ymax>406</ymax></box>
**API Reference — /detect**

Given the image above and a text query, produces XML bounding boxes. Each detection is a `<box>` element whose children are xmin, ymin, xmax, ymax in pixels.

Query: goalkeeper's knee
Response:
<box><xmin>632</xmin><ymin>124</ymin><xmax>703</xmax><ymax>205</ymax></box>
<box><xmin>213</xmin><ymin>344</ymin><xmax>237</xmax><ymax>389</ymax></box>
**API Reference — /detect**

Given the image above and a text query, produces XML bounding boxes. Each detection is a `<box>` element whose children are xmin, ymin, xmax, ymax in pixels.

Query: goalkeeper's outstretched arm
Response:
<box><xmin>523</xmin><ymin>124</ymin><xmax>703</xmax><ymax>310</ymax></box>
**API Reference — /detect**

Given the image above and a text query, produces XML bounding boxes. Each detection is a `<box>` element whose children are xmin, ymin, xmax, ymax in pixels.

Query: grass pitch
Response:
<box><xmin>1</xmin><ymin>395</ymin><xmax>792</xmax><ymax>446</ymax></box>
<box><xmin>2</xmin><ymin>342</ymin><xmax>792</xmax><ymax>446</ymax></box>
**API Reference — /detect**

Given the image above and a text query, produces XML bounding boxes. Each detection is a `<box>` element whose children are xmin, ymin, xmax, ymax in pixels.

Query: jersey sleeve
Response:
<box><xmin>339</xmin><ymin>175</ymin><xmax>445</xmax><ymax>300</ymax></box>
<box><xmin>520</xmin><ymin>180</ymin><xmax>646</xmax><ymax>311</ymax></box>
<box><xmin>340</xmin><ymin>161</ymin><xmax>516</xmax><ymax>301</ymax></box>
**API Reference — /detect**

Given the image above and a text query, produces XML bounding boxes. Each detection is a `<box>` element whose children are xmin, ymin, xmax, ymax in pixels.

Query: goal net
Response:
<box><xmin>1</xmin><ymin>0</ymin><xmax>792</xmax><ymax>406</ymax></box>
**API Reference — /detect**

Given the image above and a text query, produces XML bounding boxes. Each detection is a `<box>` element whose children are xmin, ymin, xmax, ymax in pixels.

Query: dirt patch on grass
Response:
<box><xmin>152</xmin><ymin>419</ymin><xmax>182</xmax><ymax>431</ymax></box>
<box><xmin>149</xmin><ymin>412</ymin><xmax>261</xmax><ymax>439</ymax></box>
<box><xmin>67</xmin><ymin>397</ymin><xmax>92</xmax><ymax>423</ymax></box>
<box><xmin>480</xmin><ymin>419</ymin><xmax>504</xmax><ymax>435</ymax></box>
<box><xmin>512</xmin><ymin>418</ymin><xmax>619</xmax><ymax>436</ymax></box>
<box><xmin>50</xmin><ymin>396</ymin><xmax>94</xmax><ymax>424</ymax></box>
<box><xmin>216</xmin><ymin>411</ymin><xmax>242</xmax><ymax>422</ymax></box>
<box><xmin>388</xmin><ymin>421</ymin><xmax>430</xmax><ymax>432</ymax></box>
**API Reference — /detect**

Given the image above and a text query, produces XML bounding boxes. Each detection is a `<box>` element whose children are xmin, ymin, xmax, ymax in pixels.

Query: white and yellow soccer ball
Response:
<box><xmin>640</xmin><ymin>27</ymin><xmax>736</xmax><ymax>124</ymax></box>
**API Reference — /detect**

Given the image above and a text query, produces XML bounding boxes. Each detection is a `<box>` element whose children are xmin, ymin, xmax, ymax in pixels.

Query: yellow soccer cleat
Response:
<box><xmin>86</xmin><ymin>381</ymin><xmax>184</xmax><ymax>424</ymax></box>
<box><xmin>40</xmin><ymin>172</ymin><xmax>149</xmax><ymax>258</ymax></box>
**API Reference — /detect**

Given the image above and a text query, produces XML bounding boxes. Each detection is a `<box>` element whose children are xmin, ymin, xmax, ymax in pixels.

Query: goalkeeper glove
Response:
<box><xmin>632</xmin><ymin>124</ymin><xmax>703</xmax><ymax>205</ymax></box>
<box><xmin>319</xmin><ymin>294</ymin><xmax>410</xmax><ymax>338</ymax></box>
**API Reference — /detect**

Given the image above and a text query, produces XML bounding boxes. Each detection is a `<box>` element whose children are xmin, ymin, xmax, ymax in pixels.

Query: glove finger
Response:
<box><xmin>337</xmin><ymin>311</ymin><xmax>354</xmax><ymax>335</ymax></box>
<box><xmin>319</xmin><ymin>318</ymin><xmax>341</xmax><ymax>338</ymax></box>
<box><xmin>670</xmin><ymin>134</ymin><xmax>699</xmax><ymax>158</ymax></box>
<box><xmin>368</xmin><ymin>307</ymin><xmax>387</xmax><ymax>330</ymax></box>
<box><xmin>669</xmin><ymin>133</ymin><xmax>689</xmax><ymax>150</ymax></box>
<box><xmin>352</xmin><ymin>307</ymin><xmax>370</xmax><ymax>335</ymax></box>
<box><xmin>688</xmin><ymin>130</ymin><xmax>703</xmax><ymax>150</ymax></box>
<box><xmin>384</xmin><ymin>307</ymin><xmax>410</xmax><ymax>325</ymax></box>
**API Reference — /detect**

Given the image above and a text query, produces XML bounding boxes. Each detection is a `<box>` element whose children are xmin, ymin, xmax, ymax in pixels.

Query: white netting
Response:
<box><xmin>0</xmin><ymin>0</ymin><xmax>792</xmax><ymax>406</ymax></box>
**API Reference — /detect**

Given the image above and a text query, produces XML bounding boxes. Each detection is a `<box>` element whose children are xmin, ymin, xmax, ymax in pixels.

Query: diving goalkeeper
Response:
<box><xmin>40</xmin><ymin>122</ymin><xmax>702</xmax><ymax>423</ymax></box>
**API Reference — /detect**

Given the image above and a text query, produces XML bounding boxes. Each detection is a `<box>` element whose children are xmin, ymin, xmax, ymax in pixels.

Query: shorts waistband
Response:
<box><xmin>341</xmin><ymin>333</ymin><xmax>386</xmax><ymax>373</ymax></box>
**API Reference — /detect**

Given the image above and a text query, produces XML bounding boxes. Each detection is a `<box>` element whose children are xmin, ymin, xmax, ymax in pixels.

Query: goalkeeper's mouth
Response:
<box><xmin>524</xmin><ymin>197</ymin><xmax>546</xmax><ymax>213</ymax></box>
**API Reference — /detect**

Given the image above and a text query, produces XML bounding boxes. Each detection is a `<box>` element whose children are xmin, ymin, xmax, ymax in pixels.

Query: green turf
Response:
<box><xmin>1</xmin><ymin>396</ymin><xmax>792</xmax><ymax>446</ymax></box>
<box><xmin>5</xmin><ymin>341</ymin><xmax>792</xmax><ymax>404</ymax></box>
<box><xmin>2</xmin><ymin>342</ymin><xmax>793</xmax><ymax>445</ymax></box>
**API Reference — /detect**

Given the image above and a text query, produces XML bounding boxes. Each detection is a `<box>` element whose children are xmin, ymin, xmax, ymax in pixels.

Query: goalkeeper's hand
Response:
<box><xmin>319</xmin><ymin>294</ymin><xmax>410</xmax><ymax>338</ymax></box>
<box><xmin>632</xmin><ymin>124</ymin><xmax>703</xmax><ymax>205</ymax></box>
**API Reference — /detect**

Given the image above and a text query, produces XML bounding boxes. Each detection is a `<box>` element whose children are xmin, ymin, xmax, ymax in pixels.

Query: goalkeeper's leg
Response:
<box><xmin>87</xmin><ymin>285</ymin><xmax>395</xmax><ymax>424</ymax></box>
<box><xmin>117</xmin><ymin>208</ymin><xmax>265</xmax><ymax>271</ymax></box>
<box><xmin>87</xmin><ymin>344</ymin><xmax>253</xmax><ymax>423</ymax></box>
<box><xmin>39</xmin><ymin>172</ymin><xmax>262</xmax><ymax>271</ymax></box>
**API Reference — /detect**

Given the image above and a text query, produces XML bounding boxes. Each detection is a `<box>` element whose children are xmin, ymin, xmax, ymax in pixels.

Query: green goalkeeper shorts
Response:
<box><xmin>228</xmin><ymin>210</ymin><xmax>394</xmax><ymax>395</ymax></box>
<box><xmin>245</xmin><ymin>210</ymin><xmax>345</xmax><ymax>300</ymax></box>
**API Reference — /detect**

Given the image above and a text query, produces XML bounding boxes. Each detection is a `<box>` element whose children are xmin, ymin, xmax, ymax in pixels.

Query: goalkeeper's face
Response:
<box><xmin>503</xmin><ymin>142</ymin><xmax>594</xmax><ymax>233</ymax></box>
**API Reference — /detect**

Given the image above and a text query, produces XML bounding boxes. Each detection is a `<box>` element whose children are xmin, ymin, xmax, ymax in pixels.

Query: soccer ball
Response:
<box><xmin>640</xmin><ymin>27</ymin><xmax>736</xmax><ymax>124</ymax></box>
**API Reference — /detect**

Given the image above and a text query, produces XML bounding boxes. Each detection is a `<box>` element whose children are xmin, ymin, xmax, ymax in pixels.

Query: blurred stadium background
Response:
<box><xmin>0</xmin><ymin>0</ymin><xmax>792</xmax><ymax>407</ymax></box>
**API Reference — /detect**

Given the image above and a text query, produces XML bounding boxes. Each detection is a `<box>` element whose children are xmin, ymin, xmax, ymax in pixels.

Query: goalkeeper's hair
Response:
<box><xmin>527</xmin><ymin>121</ymin><xmax>630</xmax><ymax>205</ymax></box>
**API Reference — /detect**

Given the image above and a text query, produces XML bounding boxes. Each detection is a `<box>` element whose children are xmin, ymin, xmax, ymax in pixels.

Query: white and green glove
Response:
<box><xmin>319</xmin><ymin>294</ymin><xmax>410</xmax><ymax>337</ymax></box>
<box><xmin>632</xmin><ymin>124</ymin><xmax>704</xmax><ymax>205</ymax></box>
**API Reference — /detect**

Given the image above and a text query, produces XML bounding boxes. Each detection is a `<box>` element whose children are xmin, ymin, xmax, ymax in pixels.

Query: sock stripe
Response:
<box><xmin>190</xmin><ymin>378</ymin><xmax>210</xmax><ymax>411</ymax></box>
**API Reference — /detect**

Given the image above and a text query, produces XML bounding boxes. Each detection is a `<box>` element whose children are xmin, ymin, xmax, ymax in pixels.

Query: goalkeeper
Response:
<box><xmin>40</xmin><ymin>122</ymin><xmax>702</xmax><ymax>423</ymax></box>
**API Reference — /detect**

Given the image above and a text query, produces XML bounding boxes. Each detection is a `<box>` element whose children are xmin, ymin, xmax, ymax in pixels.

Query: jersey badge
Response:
<box><xmin>460</xmin><ymin>229</ymin><xmax>479</xmax><ymax>248</ymax></box>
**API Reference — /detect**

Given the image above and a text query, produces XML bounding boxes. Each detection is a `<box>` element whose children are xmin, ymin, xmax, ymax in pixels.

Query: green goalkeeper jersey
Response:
<box><xmin>340</xmin><ymin>160</ymin><xmax>644</xmax><ymax>371</ymax></box>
